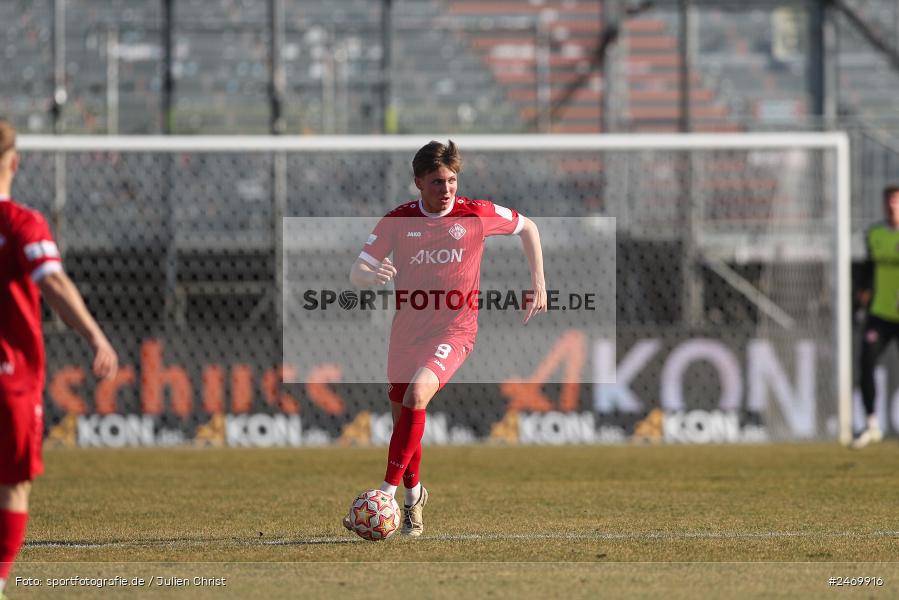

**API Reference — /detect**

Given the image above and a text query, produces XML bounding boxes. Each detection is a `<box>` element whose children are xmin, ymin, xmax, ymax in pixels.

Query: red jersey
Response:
<box><xmin>359</xmin><ymin>196</ymin><xmax>523</xmax><ymax>346</ymax></box>
<box><xmin>0</xmin><ymin>197</ymin><xmax>63</xmax><ymax>393</ymax></box>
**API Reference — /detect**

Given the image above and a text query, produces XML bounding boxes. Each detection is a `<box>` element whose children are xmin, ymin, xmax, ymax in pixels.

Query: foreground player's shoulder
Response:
<box><xmin>372</xmin><ymin>201</ymin><xmax>419</xmax><ymax>234</ymax></box>
<box><xmin>385</xmin><ymin>201</ymin><xmax>421</xmax><ymax>217</ymax></box>
<box><xmin>4</xmin><ymin>199</ymin><xmax>51</xmax><ymax>237</ymax></box>
<box><xmin>367</xmin><ymin>201</ymin><xmax>419</xmax><ymax>247</ymax></box>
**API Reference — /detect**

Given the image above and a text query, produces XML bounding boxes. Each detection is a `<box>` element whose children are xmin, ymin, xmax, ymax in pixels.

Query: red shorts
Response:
<box><xmin>0</xmin><ymin>385</ymin><xmax>44</xmax><ymax>485</ymax></box>
<box><xmin>387</xmin><ymin>336</ymin><xmax>473</xmax><ymax>403</ymax></box>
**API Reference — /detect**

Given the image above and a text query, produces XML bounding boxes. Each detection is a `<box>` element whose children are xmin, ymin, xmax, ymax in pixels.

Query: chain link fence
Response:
<box><xmin>15</xmin><ymin>135</ymin><xmax>852</xmax><ymax>447</ymax></box>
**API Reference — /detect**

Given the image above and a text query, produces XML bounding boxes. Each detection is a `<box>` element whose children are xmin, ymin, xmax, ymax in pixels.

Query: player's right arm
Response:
<box><xmin>858</xmin><ymin>226</ymin><xmax>874</xmax><ymax>307</ymax></box>
<box><xmin>350</xmin><ymin>214</ymin><xmax>398</xmax><ymax>288</ymax></box>
<box><xmin>14</xmin><ymin>208</ymin><xmax>118</xmax><ymax>379</ymax></box>
<box><xmin>350</xmin><ymin>256</ymin><xmax>396</xmax><ymax>287</ymax></box>
<box><xmin>38</xmin><ymin>271</ymin><xmax>118</xmax><ymax>379</ymax></box>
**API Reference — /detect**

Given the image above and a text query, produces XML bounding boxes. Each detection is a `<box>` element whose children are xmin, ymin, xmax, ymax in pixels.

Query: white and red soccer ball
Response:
<box><xmin>348</xmin><ymin>489</ymin><xmax>401</xmax><ymax>541</ymax></box>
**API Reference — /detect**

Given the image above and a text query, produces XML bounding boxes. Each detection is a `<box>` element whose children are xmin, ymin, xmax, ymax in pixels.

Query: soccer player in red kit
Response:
<box><xmin>343</xmin><ymin>140</ymin><xmax>547</xmax><ymax>536</ymax></box>
<box><xmin>0</xmin><ymin>120</ymin><xmax>118</xmax><ymax>594</ymax></box>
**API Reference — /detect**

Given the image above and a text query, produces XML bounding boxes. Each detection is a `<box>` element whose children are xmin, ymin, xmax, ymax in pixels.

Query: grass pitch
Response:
<box><xmin>10</xmin><ymin>443</ymin><xmax>899</xmax><ymax>598</ymax></box>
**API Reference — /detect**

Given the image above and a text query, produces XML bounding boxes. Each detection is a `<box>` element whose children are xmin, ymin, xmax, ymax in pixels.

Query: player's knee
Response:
<box><xmin>0</xmin><ymin>481</ymin><xmax>31</xmax><ymax>511</ymax></box>
<box><xmin>403</xmin><ymin>382</ymin><xmax>436</xmax><ymax>409</ymax></box>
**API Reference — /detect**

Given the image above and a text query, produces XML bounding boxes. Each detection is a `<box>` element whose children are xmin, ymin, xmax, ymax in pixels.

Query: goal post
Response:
<box><xmin>18</xmin><ymin>132</ymin><xmax>852</xmax><ymax>447</ymax></box>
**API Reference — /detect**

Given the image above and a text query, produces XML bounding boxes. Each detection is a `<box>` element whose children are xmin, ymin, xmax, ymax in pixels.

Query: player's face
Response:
<box><xmin>887</xmin><ymin>192</ymin><xmax>899</xmax><ymax>224</ymax></box>
<box><xmin>416</xmin><ymin>166</ymin><xmax>458</xmax><ymax>213</ymax></box>
<box><xmin>0</xmin><ymin>149</ymin><xmax>14</xmax><ymax>173</ymax></box>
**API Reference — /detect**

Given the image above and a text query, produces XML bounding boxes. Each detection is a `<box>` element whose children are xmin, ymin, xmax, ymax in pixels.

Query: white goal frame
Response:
<box><xmin>19</xmin><ymin>132</ymin><xmax>853</xmax><ymax>444</ymax></box>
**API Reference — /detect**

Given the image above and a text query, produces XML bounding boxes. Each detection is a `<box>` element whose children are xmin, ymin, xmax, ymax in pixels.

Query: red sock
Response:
<box><xmin>384</xmin><ymin>407</ymin><xmax>426</xmax><ymax>486</ymax></box>
<box><xmin>403</xmin><ymin>442</ymin><xmax>422</xmax><ymax>489</ymax></box>
<box><xmin>0</xmin><ymin>509</ymin><xmax>28</xmax><ymax>580</ymax></box>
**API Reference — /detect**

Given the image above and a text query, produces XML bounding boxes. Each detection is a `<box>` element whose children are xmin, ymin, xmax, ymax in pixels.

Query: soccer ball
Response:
<box><xmin>348</xmin><ymin>489</ymin><xmax>401</xmax><ymax>541</ymax></box>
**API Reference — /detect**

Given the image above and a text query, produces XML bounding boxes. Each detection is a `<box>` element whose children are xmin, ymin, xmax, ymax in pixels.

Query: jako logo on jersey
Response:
<box><xmin>407</xmin><ymin>231</ymin><xmax>422</xmax><ymax>237</ymax></box>
<box><xmin>448</xmin><ymin>223</ymin><xmax>466</xmax><ymax>240</ymax></box>
<box><xmin>410</xmin><ymin>248</ymin><xmax>464</xmax><ymax>265</ymax></box>
<box><xmin>432</xmin><ymin>359</ymin><xmax>446</xmax><ymax>372</ymax></box>
<box><xmin>366</xmin><ymin>234</ymin><xmax>378</xmax><ymax>245</ymax></box>
<box><xmin>24</xmin><ymin>240</ymin><xmax>59</xmax><ymax>261</ymax></box>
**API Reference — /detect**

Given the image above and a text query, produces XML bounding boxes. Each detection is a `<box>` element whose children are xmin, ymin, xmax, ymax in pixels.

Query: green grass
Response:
<box><xmin>9</xmin><ymin>443</ymin><xmax>899</xmax><ymax>598</ymax></box>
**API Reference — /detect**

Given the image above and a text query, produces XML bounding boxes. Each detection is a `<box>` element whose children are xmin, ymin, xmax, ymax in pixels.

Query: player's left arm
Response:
<box><xmin>517</xmin><ymin>216</ymin><xmax>547</xmax><ymax>324</ymax></box>
<box><xmin>38</xmin><ymin>270</ymin><xmax>118</xmax><ymax>379</ymax></box>
<box><xmin>15</xmin><ymin>210</ymin><xmax>119</xmax><ymax>379</ymax></box>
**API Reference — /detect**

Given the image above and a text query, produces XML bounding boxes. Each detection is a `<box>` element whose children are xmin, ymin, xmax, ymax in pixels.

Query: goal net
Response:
<box><xmin>18</xmin><ymin>133</ymin><xmax>850</xmax><ymax>447</ymax></box>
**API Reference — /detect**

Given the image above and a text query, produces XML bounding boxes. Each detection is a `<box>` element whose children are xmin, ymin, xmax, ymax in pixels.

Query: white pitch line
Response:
<box><xmin>27</xmin><ymin>530</ymin><xmax>899</xmax><ymax>549</ymax></box>
<box><xmin>428</xmin><ymin>531</ymin><xmax>899</xmax><ymax>542</ymax></box>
